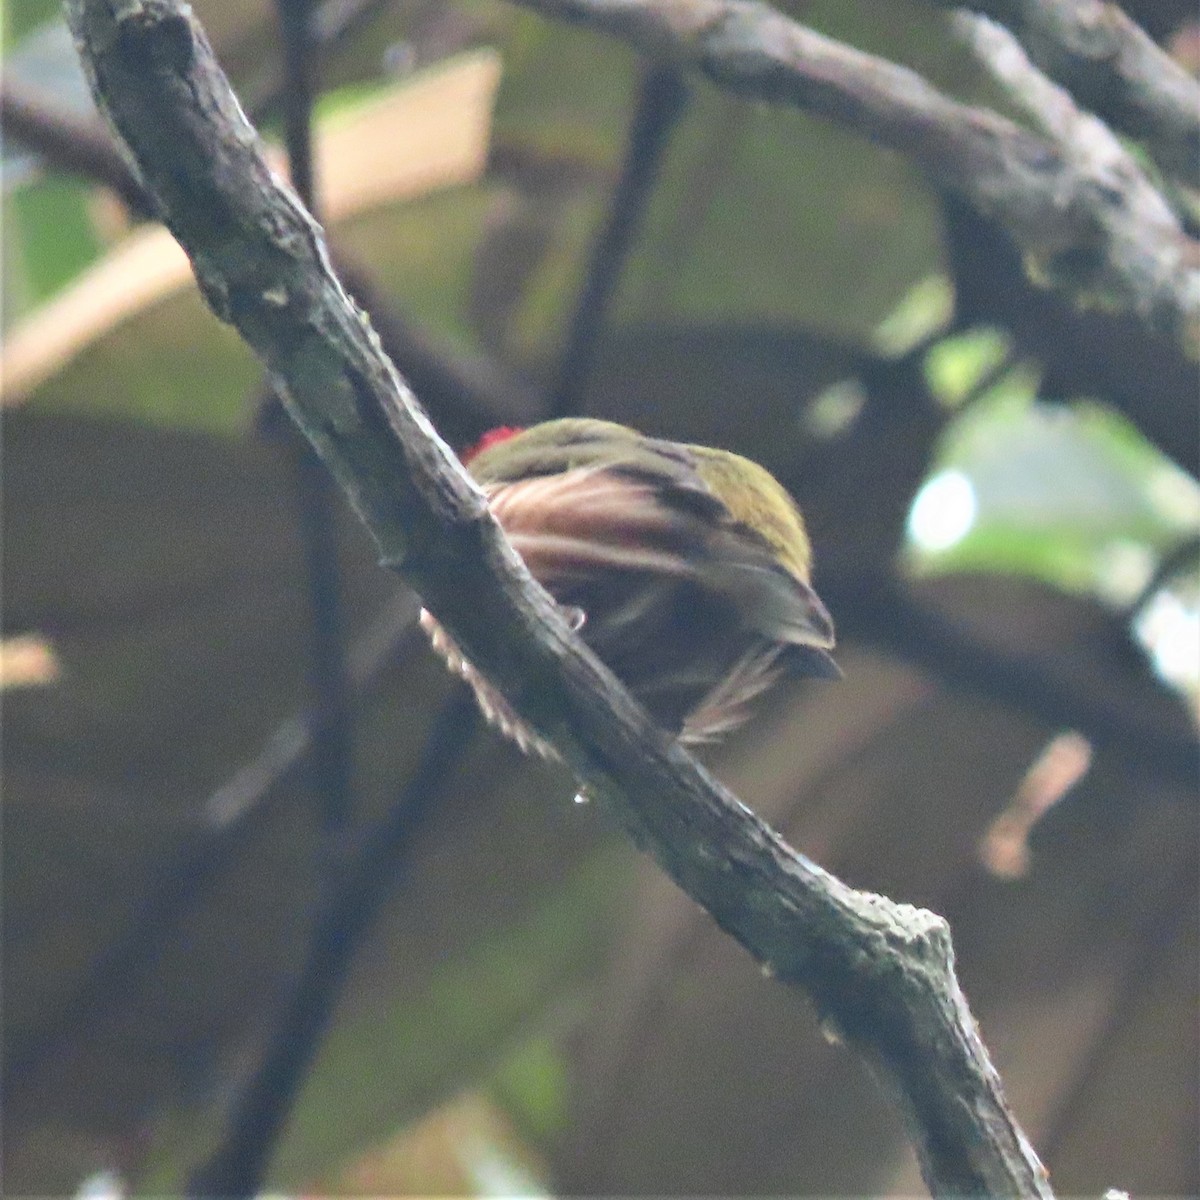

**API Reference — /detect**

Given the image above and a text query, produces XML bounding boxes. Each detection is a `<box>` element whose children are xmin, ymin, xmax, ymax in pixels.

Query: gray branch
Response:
<box><xmin>500</xmin><ymin>0</ymin><xmax>1199</xmax><ymax>350</ymax></box>
<box><xmin>937</xmin><ymin>0</ymin><xmax>1200</xmax><ymax>187</ymax></box>
<box><xmin>953</xmin><ymin>13</ymin><xmax>1186</xmax><ymax>250</ymax></box>
<box><xmin>67</xmin><ymin>0</ymin><xmax>1052</xmax><ymax>1194</ymax></box>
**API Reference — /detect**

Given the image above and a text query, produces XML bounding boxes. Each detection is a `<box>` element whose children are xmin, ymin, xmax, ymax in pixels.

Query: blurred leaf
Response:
<box><xmin>916</xmin><ymin>521</ymin><xmax>1130</xmax><ymax>594</ymax></box>
<box><xmin>619</xmin><ymin>87</ymin><xmax>943</xmax><ymax>346</ymax></box>
<box><xmin>2</xmin><ymin>18</ymin><xmax>106</xmax><ymax>324</ymax></box>
<box><xmin>320</xmin><ymin>1090</ymin><xmax>550</xmax><ymax>1196</ymax></box>
<box><xmin>4</xmin><ymin>178</ymin><xmax>102</xmax><ymax>315</ymax></box>
<box><xmin>2</xmin><ymin>16</ymin><xmax>105</xmax><ymax>322</ymax></box>
<box><xmin>19</xmin><ymin>286</ymin><xmax>263</xmax><ymax>433</ymax></box>
<box><xmin>923</xmin><ymin>326</ymin><xmax>1011</xmax><ymax>407</ymax></box>
<box><xmin>909</xmin><ymin>385</ymin><xmax>1200</xmax><ymax>603</ymax></box>
<box><xmin>4</xmin><ymin>52</ymin><xmax>500</xmax><ymax>429</ymax></box>
<box><xmin>489</xmin><ymin>1034</ymin><xmax>570</xmax><ymax>1143</ymax></box>
<box><xmin>873</xmin><ymin>274</ymin><xmax>954</xmax><ymax>357</ymax></box>
<box><xmin>492</xmin><ymin>11</ymin><xmax>636</xmax><ymax>161</ymax></box>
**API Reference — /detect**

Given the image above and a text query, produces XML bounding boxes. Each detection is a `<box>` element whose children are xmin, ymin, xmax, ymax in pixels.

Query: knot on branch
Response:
<box><xmin>112</xmin><ymin>0</ymin><xmax>196</xmax><ymax>74</ymax></box>
<box><xmin>855</xmin><ymin>894</ymin><xmax>955</xmax><ymax>974</ymax></box>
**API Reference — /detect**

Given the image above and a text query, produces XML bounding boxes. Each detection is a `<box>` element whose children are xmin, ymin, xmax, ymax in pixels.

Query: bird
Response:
<box><xmin>421</xmin><ymin>418</ymin><xmax>837</xmax><ymax>758</ymax></box>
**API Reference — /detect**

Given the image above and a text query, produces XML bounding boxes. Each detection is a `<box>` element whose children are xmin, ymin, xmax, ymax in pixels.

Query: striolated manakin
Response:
<box><xmin>421</xmin><ymin>418</ymin><xmax>837</xmax><ymax>757</ymax></box>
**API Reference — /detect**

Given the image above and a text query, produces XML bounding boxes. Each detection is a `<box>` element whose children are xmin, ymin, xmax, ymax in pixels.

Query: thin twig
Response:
<box><xmin>187</xmin><ymin>689</ymin><xmax>480</xmax><ymax>1199</ymax></box>
<box><xmin>0</xmin><ymin>78</ymin><xmax>152</xmax><ymax>215</ymax></box>
<box><xmin>66</xmin><ymin>3</ymin><xmax>1053</xmax><ymax>1191</ymax></box>
<box><xmin>280</xmin><ymin>440</ymin><xmax>356</xmax><ymax>836</ymax></box>
<box><xmin>247</xmin><ymin>0</ymin><xmax>397</xmax><ymax>126</ymax></box>
<box><xmin>276</xmin><ymin>0</ymin><xmax>319</xmax><ymax>210</ymax></box>
<box><xmin>206</xmin><ymin>8</ymin><xmax>362</xmax><ymax>1187</ymax></box>
<box><xmin>270</xmin><ymin>0</ymin><xmax>356</xmax><ymax>839</ymax></box>
<box><xmin>4</xmin><ymin>594</ymin><xmax>423</xmax><ymax>1089</ymax></box>
<box><xmin>548</xmin><ymin>65</ymin><xmax>689</xmax><ymax>417</ymax></box>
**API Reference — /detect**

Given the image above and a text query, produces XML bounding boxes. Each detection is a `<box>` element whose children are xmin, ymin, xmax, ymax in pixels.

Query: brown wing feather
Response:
<box><xmin>428</xmin><ymin>455</ymin><xmax>836</xmax><ymax>750</ymax></box>
<box><xmin>486</xmin><ymin>468</ymin><xmax>712</xmax><ymax>585</ymax></box>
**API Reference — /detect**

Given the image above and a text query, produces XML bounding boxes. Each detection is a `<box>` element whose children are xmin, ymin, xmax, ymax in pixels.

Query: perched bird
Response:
<box><xmin>421</xmin><ymin>418</ymin><xmax>837</xmax><ymax>758</ymax></box>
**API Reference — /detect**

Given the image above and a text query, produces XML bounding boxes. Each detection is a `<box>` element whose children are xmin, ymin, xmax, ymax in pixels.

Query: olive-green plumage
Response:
<box><xmin>422</xmin><ymin>418</ymin><xmax>836</xmax><ymax>757</ymax></box>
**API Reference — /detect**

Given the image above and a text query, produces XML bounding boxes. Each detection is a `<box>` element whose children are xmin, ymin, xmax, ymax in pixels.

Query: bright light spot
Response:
<box><xmin>75</xmin><ymin>1173</ymin><xmax>124</xmax><ymax>1200</ymax></box>
<box><xmin>1136</xmin><ymin>589</ymin><xmax>1200</xmax><ymax>694</ymax></box>
<box><xmin>0</xmin><ymin>634</ymin><xmax>61</xmax><ymax>690</ymax></box>
<box><xmin>907</xmin><ymin>470</ymin><xmax>978</xmax><ymax>553</ymax></box>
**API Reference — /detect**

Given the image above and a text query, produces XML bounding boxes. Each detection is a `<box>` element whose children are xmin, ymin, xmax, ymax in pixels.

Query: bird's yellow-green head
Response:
<box><xmin>466</xmin><ymin>418</ymin><xmax>816</xmax><ymax>581</ymax></box>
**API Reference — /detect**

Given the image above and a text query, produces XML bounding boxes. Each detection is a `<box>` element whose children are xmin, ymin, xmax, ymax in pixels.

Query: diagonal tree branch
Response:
<box><xmin>268</xmin><ymin>0</ymin><xmax>356</xmax><ymax>842</ymax></box>
<box><xmin>66</xmin><ymin>0</ymin><xmax>1052</xmax><ymax>1194</ymax></box>
<box><xmin>498</xmin><ymin>0</ymin><xmax>1199</xmax><ymax>350</ymax></box>
<box><xmin>934</xmin><ymin>0</ymin><xmax>1200</xmax><ymax>187</ymax></box>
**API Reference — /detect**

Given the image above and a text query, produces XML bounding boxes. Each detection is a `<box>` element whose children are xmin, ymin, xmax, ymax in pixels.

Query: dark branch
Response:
<box><xmin>548</xmin><ymin>65</ymin><xmax>689</xmax><ymax>417</ymax></box>
<box><xmin>282</xmin><ymin>438</ymin><xmax>356</xmax><ymax>836</ymax></box>
<box><xmin>829</xmin><ymin>575</ymin><xmax>1200</xmax><ymax>794</ymax></box>
<box><xmin>951</xmin><ymin>11</ymin><xmax>1191</xmax><ymax>234</ymax></box>
<box><xmin>933</xmin><ymin>0</ymin><xmax>1200</xmax><ymax>187</ymax></box>
<box><xmin>274</xmin><ymin>0</ymin><xmax>319</xmax><ymax>209</ymax></box>
<box><xmin>188</xmin><ymin>689</ymin><xmax>479</xmax><ymax>1199</ymax></box>
<box><xmin>66</xmin><ymin>1</ymin><xmax>1052</xmax><ymax>1193</ymax></box>
<box><xmin>5</xmin><ymin>594</ymin><xmax>423</xmax><ymax>1090</ymax></box>
<box><xmin>268</xmin><ymin>0</ymin><xmax>356</xmax><ymax>839</ymax></box>
<box><xmin>499</xmin><ymin>0</ymin><xmax>1198</xmax><ymax>348</ymax></box>
<box><xmin>0</xmin><ymin>78</ymin><xmax>153</xmax><ymax>215</ymax></box>
<box><xmin>938</xmin><ymin>192</ymin><xmax>1198</xmax><ymax>477</ymax></box>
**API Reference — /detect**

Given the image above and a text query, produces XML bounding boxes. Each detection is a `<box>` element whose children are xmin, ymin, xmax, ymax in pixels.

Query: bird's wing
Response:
<box><xmin>485</xmin><ymin>465</ymin><xmax>713</xmax><ymax>585</ymax></box>
<box><xmin>488</xmin><ymin>463</ymin><xmax>835</xmax><ymax>650</ymax></box>
<box><xmin>704</xmin><ymin>554</ymin><xmax>836</xmax><ymax>650</ymax></box>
